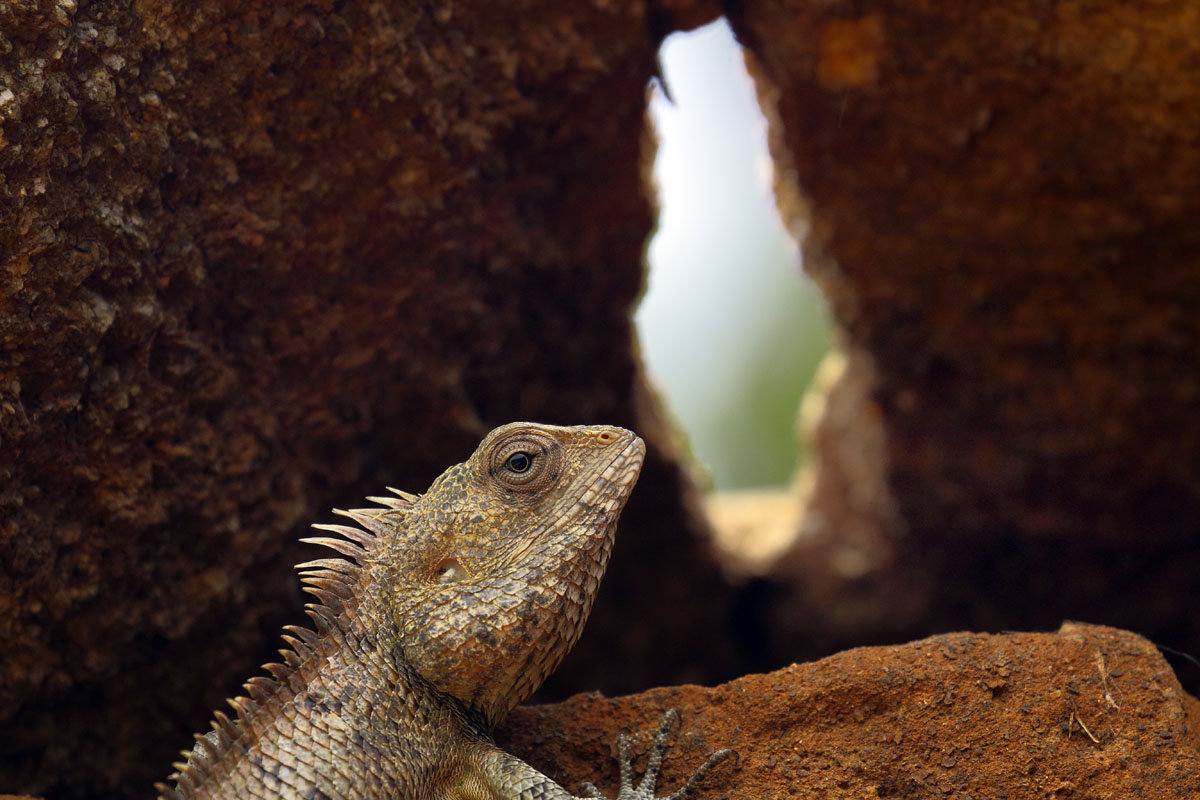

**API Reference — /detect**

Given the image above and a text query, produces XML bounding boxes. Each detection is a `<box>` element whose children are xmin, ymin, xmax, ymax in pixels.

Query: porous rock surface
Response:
<box><xmin>721</xmin><ymin>0</ymin><xmax>1200</xmax><ymax>671</ymax></box>
<box><xmin>0</xmin><ymin>1</ymin><xmax>733</xmax><ymax>795</ymax></box>
<box><xmin>502</xmin><ymin>623</ymin><xmax>1200</xmax><ymax>799</ymax></box>
<box><xmin>6</xmin><ymin>0</ymin><xmax>1200</xmax><ymax>797</ymax></box>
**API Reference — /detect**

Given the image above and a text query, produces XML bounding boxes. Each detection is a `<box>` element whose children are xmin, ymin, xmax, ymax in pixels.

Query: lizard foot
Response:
<box><xmin>577</xmin><ymin>709</ymin><xmax>734</xmax><ymax>800</ymax></box>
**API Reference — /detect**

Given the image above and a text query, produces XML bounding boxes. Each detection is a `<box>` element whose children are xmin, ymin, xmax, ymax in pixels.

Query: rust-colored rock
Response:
<box><xmin>723</xmin><ymin>0</ymin><xmax>1200</xmax><ymax>668</ymax></box>
<box><xmin>501</xmin><ymin>623</ymin><xmax>1200</xmax><ymax>799</ymax></box>
<box><xmin>7</xmin><ymin>0</ymin><xmax>1200</xmax><ymax>797</ymax></box>
<box><xmin>0</xmin><ymin>1</ymin><xmax>736</xmax><ymax>796</ymax></box>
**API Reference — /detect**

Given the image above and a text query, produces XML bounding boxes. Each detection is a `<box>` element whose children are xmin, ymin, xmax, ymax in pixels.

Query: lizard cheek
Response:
<box><xmin>435</xmin><ymin>558</ymin><xmax>468</xmax><ymax>583</ymax></box>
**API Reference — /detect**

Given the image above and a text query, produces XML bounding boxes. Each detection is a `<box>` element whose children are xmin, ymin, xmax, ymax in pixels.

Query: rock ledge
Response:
<box><xmin>501</xmin><ymin>623</ymin><xmax>1200</xmax><ymax>799</ymax></box>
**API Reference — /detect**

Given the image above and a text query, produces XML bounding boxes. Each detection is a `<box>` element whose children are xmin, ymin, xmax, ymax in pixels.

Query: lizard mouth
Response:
<box><xmin>586</xmin><ymin>433</ymin><xmax>646</xmax><ymax>515</ymax></box>
<box><xmin>524</xmin><ymin>429</ymin><xmax>646</xmax><ymax>549</ymax></box>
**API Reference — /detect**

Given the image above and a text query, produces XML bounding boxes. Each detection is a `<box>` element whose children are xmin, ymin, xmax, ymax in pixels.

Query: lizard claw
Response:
<box><xmin>594</xmin><ymin>709</ymin><xmax>733</xmax><ymax>800</ymax></box>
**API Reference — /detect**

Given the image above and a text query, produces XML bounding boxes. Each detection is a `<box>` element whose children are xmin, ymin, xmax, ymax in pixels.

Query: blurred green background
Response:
<box><xmin>637</xmin><ymin>20</ymin><xmax>832</xmax><ymax>490</ymax></box>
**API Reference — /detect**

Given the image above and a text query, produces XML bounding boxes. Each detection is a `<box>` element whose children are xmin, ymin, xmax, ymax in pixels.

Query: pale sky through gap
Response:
<box><xmin>637</xmin><ymin>19</ymin><xmax>827</xmax><ymax>490</ymax></box>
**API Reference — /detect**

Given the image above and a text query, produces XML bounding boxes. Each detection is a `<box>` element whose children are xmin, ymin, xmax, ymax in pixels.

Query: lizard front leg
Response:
<box><xmin>456</xmin><ymin>710</ymin><xmax>733</xmax><ymax>800</ymax></box>
<box><xmin>577</xmin><ymin>711</ymin><xmax>733</xmax><ymax>800</ymax></box>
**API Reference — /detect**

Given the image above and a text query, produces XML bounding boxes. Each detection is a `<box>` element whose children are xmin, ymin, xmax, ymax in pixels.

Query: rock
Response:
<box><xmin>7</xmin><ymin>0</ymin><xmax>1200</xmax><ymax>795</ymax></box>
<box><xmin>720</xmin><ymin>0</ymin><xmax>1200</xmax><ymax>678</ymax></box>
<box><xmin>500</xmin><ymin>623</ymin><xmax>1200</xmax><ymax>798</ymax></box>
<box><xmin>0</xmin><ymin>2</ymin><xmax>736</xmax><ymax>794</ymax></box>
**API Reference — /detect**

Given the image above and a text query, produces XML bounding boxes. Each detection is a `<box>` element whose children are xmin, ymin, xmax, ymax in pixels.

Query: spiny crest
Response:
<box><xmin>296</xmin><ymin>492</ymin><xmax>411</xmax><ymax>625</ymax></box>
<box><xmin>156</xmin><ymin>488</ymin><xmax>416</xmax><ymax>800</ymax></box>
<box><xmin>154</xmin><ymin>711</ymin><xmax>239</xmax><ymax>800</ymax></box>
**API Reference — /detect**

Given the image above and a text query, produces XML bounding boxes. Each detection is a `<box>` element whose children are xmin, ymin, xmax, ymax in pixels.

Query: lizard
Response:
<box><xmin>157</xmin><ymin>421</ymin><xmax>732</xmax><ymax>800</ymax></box>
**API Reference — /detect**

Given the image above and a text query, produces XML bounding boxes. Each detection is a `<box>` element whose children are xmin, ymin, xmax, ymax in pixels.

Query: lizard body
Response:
<box><xmin>158</xmin><ymin>422</ymin><xmax>729</xmax><ymax>800</ymax></box>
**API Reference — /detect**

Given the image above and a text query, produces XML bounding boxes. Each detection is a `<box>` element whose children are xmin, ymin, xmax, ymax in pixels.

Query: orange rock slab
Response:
<box><xmin>502</xmin><ymin>623</ymin><xmax>1200</xmax><ymax>799</ymax></box>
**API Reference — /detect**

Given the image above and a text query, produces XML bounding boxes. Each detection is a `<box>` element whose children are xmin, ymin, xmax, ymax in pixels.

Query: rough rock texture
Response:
<box><xmin>721</xmin><ymin>1</ymin><xmax>1200</xmax><ymax>669</ymax></box>
<box><xmin>7</xmin><ymin>0</ymin><xmax>1200</xmax><ymax>798</ymax></box>
<box><xmin>501</xmin><ymin>623</ymin><xmax>1200</xmax><ymax>799</ymax></box>
<box><xmin>0</xmin><ymin>2</ymin><xmax>735</xmax><ymax>797</ymax></box>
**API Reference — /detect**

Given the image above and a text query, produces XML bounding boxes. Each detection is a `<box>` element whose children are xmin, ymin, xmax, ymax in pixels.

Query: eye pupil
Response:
<box><xmin>505</xmin><ymin>452</ymin><xmax>532</xmax><ymax>473</ymax></box>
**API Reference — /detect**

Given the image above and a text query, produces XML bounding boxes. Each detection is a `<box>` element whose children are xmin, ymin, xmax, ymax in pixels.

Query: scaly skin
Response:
<box><xmin>158</xmin><ymin>422</ymin><xmax>731</xmax><ymax>800</ymax></box>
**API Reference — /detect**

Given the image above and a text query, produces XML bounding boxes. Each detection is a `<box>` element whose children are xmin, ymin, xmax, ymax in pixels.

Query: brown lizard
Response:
<box><xmin>157</xmin><ymin>422</ymin><xmax>731</xmax><ymax>800</ymax></box>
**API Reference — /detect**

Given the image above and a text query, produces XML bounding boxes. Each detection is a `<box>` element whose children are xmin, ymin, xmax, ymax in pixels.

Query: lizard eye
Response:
<box><xmin>504</xmin><ymin>452</ymin><xmax>533</xmax><ymax>473</ymax></box>
<box><xmin>486</xmin><ymin>430</ymin><xmax>563</xmax><ymax>493</ymax></box>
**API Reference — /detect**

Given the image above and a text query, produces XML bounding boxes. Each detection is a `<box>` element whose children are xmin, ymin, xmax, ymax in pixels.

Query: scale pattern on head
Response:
<box><xmin>377</xmin><ymin>422</ymin><xmax>644</xmax><ymax>723</ymax></box>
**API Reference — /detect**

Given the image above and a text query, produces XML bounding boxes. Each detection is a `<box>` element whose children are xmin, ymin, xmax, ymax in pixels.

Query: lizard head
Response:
<box><xmin>379</xmin><ymin>421</ymin><xmax>645</xmax><ymax>725</ymax></box>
